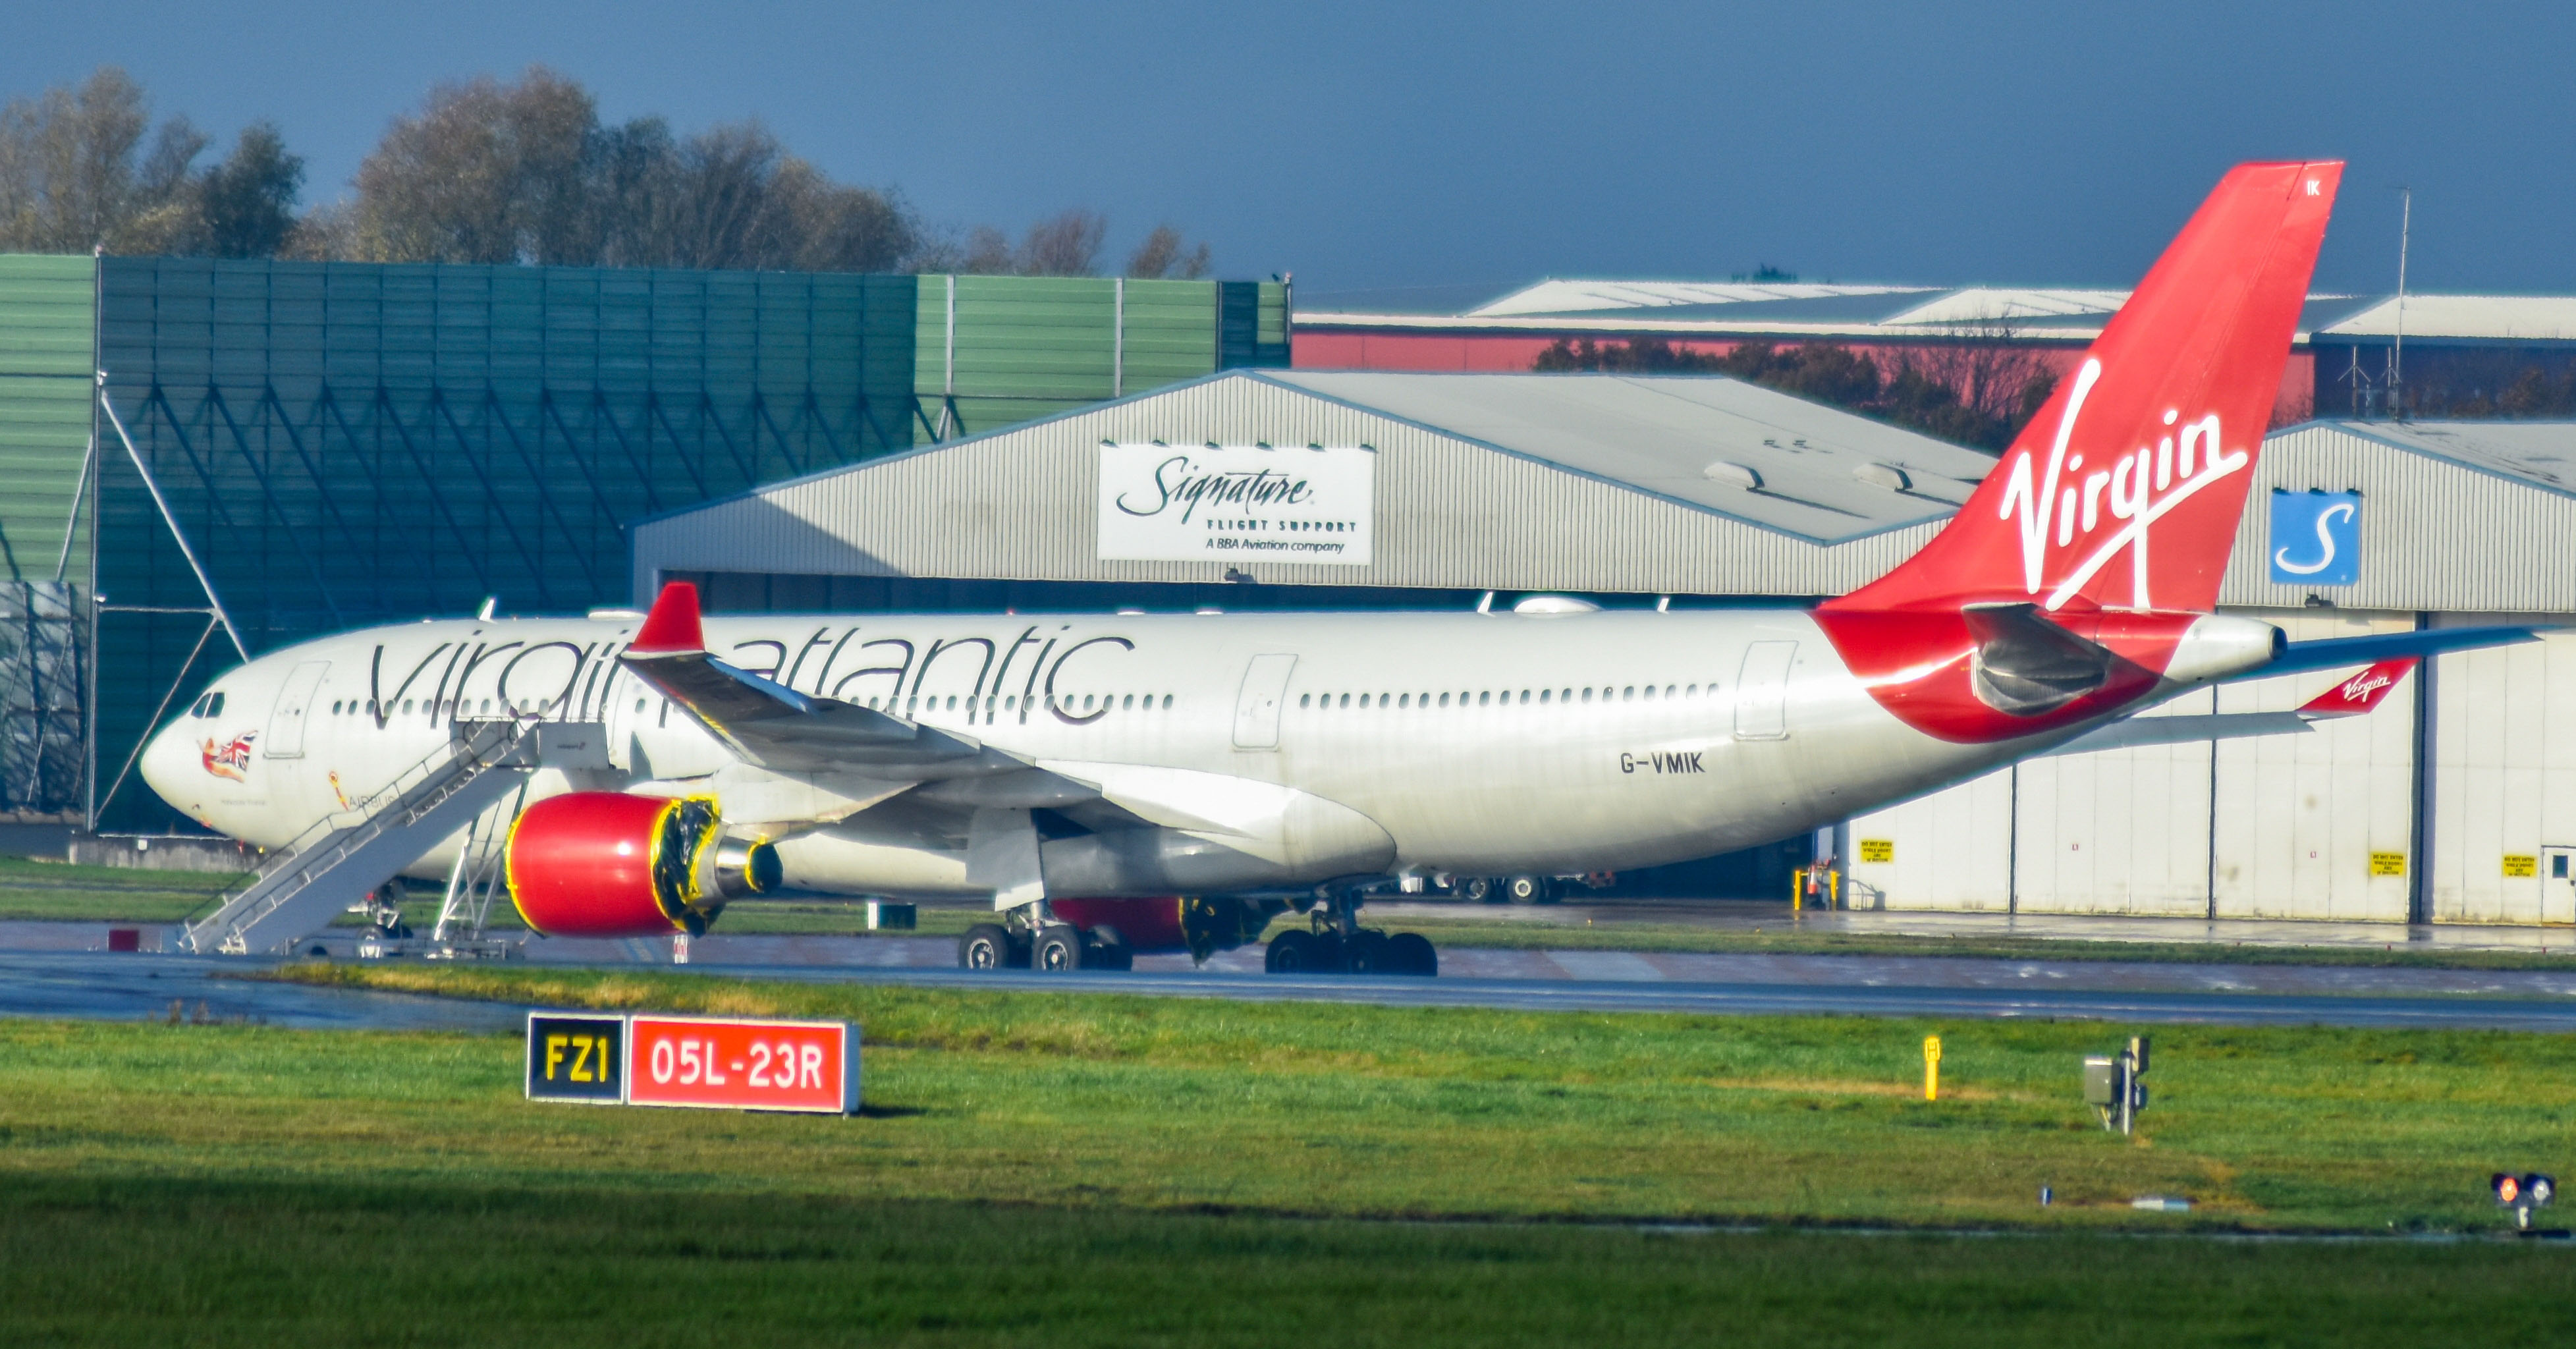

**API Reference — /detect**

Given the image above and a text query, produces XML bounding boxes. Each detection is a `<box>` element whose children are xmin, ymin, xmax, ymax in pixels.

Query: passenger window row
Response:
<box><xmin>323</xmin><ymin>696</ymin><xmax>558</xmax><ymax>718</ymax></box>
<box><xmin>859</xmin><ymin>692</ymin><xmax>1176</xmax><ymax>715</ymax></box>
<box><xmin>1299</xmin><ymin>684</ymin><xmax>1709</xmax><ymax>710</ymax></box>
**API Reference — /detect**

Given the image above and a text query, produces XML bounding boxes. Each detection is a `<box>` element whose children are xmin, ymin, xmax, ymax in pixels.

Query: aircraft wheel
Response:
<box><xmin>1460</xmin><ymin>876</ymin><xmax>1495</xmax><ymax>904</ymax></box>
<box><xmin>1385</xmin><ymin>932</ymin><xmax>1437</xmax><ymax>977</ymax></box>
<box><xmin>959</xmin><ymin>923</ymin><xmax>1013</xmax><ymax>971</ymax></box>
<box><xmin>1265</xmin><ymin>929</ymin><xmax>1321</xmax><ymax>974</ymax></box>
<box><xmin>1505</xmin><ymin>874</ymin><xmax>1550</xmax><ymax>905</ymax></box>
<box><xmin>1034</xmin><ymin>924</ymin><xmax>1084</xmax><ymax>972</ymax></box>
<box><xmin>1345</xmin><ymin>930</ymin><xmax>1392</xmax><ymax>974</ymax></box>
<box><xmin>1084</xmin><ymin>937</ymin><xmax>1134</xmax><ymax>971</ymax></box>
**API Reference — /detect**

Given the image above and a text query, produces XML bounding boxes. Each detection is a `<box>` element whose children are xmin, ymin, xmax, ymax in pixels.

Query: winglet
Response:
<box><xmin>630</xmin><ymin>582</ymin><xmax>707</xmax><ymax>655</ymax></box>
<box><xmin>2297</xmin><ymin>658</ymin><xmax>2417</xmax><ymax>718</ymax></box>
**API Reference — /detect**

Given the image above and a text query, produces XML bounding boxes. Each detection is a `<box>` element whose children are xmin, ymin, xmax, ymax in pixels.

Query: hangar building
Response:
<box><xmin>634</xmin><ymin>369</ymin><xmax>2576</xmax><ymax>927</ymax></box>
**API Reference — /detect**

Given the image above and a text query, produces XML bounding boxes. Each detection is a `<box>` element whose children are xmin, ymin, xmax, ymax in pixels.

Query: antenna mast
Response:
<box><xmin>2392</xmin><ymin>187</ymin><xmax>2411</xmax><ymax>418</ymax></box>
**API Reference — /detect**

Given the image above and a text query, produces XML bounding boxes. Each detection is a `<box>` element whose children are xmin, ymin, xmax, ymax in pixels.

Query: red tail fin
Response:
<box><xmin>1828</xmin><ymin>161</ymin><xmax>2342</xmax><ymax>616</ymax></box>
<box><xmin>2297</xmin><ymin>657</ymin><xmax>2416</xmax><ymax>718</ymax></box>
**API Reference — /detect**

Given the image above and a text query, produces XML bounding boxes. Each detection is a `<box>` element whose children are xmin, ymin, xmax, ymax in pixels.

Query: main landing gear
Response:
<box><xmin>1265</xmin><ymin>885</ymin><xmax>1437</xmax><ymax>977</ymax></box>
<box><xmin>958</xmin><ymin>906</ymin><xmax>1134</xmax><ymax>972</ymax></box>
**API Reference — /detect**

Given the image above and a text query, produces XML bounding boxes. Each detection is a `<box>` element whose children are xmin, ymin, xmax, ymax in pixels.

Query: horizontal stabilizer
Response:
<box><xmin>2046</xmin><ymin>711</ymin><xmax>2313</xmax><ymax>756</ymax></box>
<box><xmin>2245</xmin><ymin>626</ymin><xmax>2540</xmax><ymax>679</ymax></box>
<box><xmin>2050</xmin><ymin>655</ymin><xmax>2427</xmax><ymax>756</ymax></box>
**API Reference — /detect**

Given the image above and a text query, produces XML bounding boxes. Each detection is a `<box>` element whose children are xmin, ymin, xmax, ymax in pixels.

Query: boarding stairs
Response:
<box><xmin>177</xmin><ymin>719</ymin><xmax>602</xmax><ymax>956</ymax></box>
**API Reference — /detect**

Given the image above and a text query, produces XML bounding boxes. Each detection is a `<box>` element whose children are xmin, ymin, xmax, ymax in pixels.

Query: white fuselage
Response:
<box><xmin>141</xmin><ymin>607</ymin><xmax>2071</xmax><ymax>897</ymax></box>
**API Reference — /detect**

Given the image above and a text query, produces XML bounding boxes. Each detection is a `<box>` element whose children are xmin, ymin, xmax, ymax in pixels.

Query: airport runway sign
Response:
<box><xmin>525</xmin><ymin>1012</ymin><xmax>626</xmax><ymax>1104</ymax></box>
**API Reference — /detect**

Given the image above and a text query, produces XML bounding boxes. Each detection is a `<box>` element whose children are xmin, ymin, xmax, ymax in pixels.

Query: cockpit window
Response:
<box><xmin>191</xmin><ymin>692</ymin><xmax>226</xmax><ymax>717</ymax></box>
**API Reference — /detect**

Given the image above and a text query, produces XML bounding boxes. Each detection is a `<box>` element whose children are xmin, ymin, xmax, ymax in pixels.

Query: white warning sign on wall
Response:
<box><xmin>1097</xmin><ymin>442</ymin><xmax>1373</xmax><ymax>566</ymax></box>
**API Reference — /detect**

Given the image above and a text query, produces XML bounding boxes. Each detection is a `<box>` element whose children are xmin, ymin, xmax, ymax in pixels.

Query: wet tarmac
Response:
<box><xmin>0</xmin><ymin>950</ymin><xmax>523</xmax><ymax>1032</ymax></box>
<box><xmin>10</xmin><ymin>919</ymin><xmax>2576</xmax><ymax>1034</ymax></box>
<box><xmin>1362</xmin><ymin>900</ymin><xmax>2576</xmax><ymax>955</ymax></box>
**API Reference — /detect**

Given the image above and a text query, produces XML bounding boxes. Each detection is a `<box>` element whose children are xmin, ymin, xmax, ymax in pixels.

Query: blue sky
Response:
<box><xmin>5</xmin><ymin>1</ymin><xmax>2567</xmax><ymax>300</ymax></box>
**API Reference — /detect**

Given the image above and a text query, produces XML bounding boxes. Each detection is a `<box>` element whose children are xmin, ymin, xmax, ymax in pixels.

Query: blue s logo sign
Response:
<box><xmin>2269</xmin><ymin>491</ymin><xmax>2361</xmax><ymax>586</ymax></box>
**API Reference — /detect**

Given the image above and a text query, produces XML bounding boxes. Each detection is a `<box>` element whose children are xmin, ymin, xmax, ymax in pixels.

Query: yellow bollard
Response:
<box><xmin>1923</xmin><ymin>1035</ymin><xmax>1942</xmax><ymax>1101</ymax></box>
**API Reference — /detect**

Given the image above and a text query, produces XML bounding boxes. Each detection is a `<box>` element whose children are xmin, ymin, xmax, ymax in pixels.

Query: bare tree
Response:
<box><xmin>1018</xmin><ymin>207</ymin><xmax>1105</xmax><ymax>277</ymax></box>
<box><xmin>349</xmin><ymin>67</ymin><xmax>595</xmax><ymax>263</ymax></box>
<box><xmin>770</xmin><ymin>160</ymin><xmax>915</xmax><ymax>273</ymax></box>
<box><xmin>341</xmin><ymin>74</ymin><xmax>922</xmax><ymax>273</ymax></box>
<box><xmin>1908</xmin><ymin>319</ymin><xmax>2057</xmax><ymax>428</ymax></box>
<box><xmin>958</xmin><ymin>224</ymin><xmax>1014</xmax><ymax>274</ymax></box>
<box><xmin>0</xmin><ymin>67</ymin><xmax>208</xmax><ymax>253</ymax></box>
<box><xmin>653</xmin><ymin>121</ymin><xmax>787</xmax><ymax>269</ymax></box>
<box><xmin>1125</xmin><ymin>223</ymin><xmax>1210</xmax><ymax>279</ymax></box>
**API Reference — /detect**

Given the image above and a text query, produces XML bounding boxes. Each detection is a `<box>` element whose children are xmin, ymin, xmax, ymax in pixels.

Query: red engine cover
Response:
<box><xmin>1047</xmin><ymin>897</ymin><xmax>1187</xmax><ymax>952</ymax></box>
<box><xmin>507</xmin><ymin>792</ymin><xmax>719</xmax><ymax>939</ymax></box>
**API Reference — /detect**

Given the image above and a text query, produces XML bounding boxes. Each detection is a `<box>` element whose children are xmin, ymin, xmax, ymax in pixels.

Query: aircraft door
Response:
<box><xmin>1232</xmin><ymin>654</ymin><xmax>1298</xmax><ymax>750</ymax></box>
<box><xmin>2544</xmin><ymin>847</ymin><xmax>2576</xmax><ymax>925</ymax></box>
<box><xmin>262</xmin><ymin>661</ymin><xmax>331</xmax><ymax>759</ymax></box>
<box><xmin>1734</xmin><ymin>642</ymin><xmax>1795</xmax><ymax>740</ymax></box>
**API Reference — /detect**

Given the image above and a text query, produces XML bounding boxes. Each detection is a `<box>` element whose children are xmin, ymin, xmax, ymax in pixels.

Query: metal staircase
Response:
<box><xmin>177</xmin><ymin>719</ymin><xmax>563</xmax><ymax>956</ymax></box>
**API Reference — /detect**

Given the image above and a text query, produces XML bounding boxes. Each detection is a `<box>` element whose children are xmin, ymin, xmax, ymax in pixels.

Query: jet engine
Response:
<box><xmin>505</xmin><ymin>792</ymin><xmax>779</xmax><ymax>938</ymax></box>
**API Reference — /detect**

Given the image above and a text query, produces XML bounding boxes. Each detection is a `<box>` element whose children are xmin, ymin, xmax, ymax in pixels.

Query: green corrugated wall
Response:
<box><xmin>911</xmin><ymin>276</ymin><xmax>1288</xmax><ymax>442</ymax></box>
<box><xmin>0</xmin><ymin>255</ymin><xmax>94</xmax><ymax>581</ymax></box>
<box><xmin>89</xmin><ymin>258</ymin><xmax>922</xmax><ymax>828</ymax></box>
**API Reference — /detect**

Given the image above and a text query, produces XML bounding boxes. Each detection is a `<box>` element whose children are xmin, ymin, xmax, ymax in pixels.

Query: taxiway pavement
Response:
<box><xmin>7</xmin><ymin>927</ymin><xmax>2576</xmax><ymax>1033</ymax></box>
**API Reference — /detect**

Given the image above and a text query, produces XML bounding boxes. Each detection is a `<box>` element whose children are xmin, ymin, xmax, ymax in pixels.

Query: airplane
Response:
<box><xmin>138</xmin><ymin>160</ymin><xmax>2536</xmax><ymax>975</ymax></box>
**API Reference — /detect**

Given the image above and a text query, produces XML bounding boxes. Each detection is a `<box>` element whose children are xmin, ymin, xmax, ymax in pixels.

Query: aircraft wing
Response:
<box><xmin>617</xmin><ymin>582</ymin><xmax>1083</xmax><ymax>789</ymax></box>
<box><xmin>2048</xmin><ymin>658</ymin><xmax>2418</xmax><ymax>756</ymax></box>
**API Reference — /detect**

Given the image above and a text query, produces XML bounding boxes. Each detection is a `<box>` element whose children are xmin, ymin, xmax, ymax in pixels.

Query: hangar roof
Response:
<box><xmin>630</xmin><ymin>367</ymin><xmax>2576</xmax><ymax>614</ymax></box>
<box><xmin>1305</xmin><ymin>281</ymin><xmax>2576</xmax><ymax>348</ymax></box>
<box><xmin>2297</xmin><ymin>419</ymin><xmax>2576</xmax><ymax>494</ymax></box>
<box><xmin>1260</xmin><ymin>372</ymin><xmax>1994</xmax><ymax>542</ymax></box>
<box><xmin>628</xmin><ymin>368</ymin><xmax>1986</xmax><ymax>601</ymax></box>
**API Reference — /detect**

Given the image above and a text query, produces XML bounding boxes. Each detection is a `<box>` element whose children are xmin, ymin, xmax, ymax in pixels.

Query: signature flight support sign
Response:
<box><xmin>1097</xmin><ymin>441</ymin><xmax>1374</xmax><ymax>565</ymax></box>
<box><xmin>524</xmin><ymin>1011</ymin><xmax>860</xmax><ymax>1115</ymax></box>
<box><xmin>2268</xmin><ymin>489</ymin><xmax>2361</xmax><ymax>586</ymax></box>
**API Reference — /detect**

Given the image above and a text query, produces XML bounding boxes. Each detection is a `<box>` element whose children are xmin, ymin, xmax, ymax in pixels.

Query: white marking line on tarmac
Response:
<box><xmin>1544</xmin><ymin>950</ymin><xmax>1664</xmax><ymax>981</ymax></box>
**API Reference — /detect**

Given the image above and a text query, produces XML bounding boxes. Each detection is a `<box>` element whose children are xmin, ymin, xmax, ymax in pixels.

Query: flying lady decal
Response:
<box><xmin>201</xmin><ymin>731</ymin><xmax>257</xmax><ymax>781</ymax></box>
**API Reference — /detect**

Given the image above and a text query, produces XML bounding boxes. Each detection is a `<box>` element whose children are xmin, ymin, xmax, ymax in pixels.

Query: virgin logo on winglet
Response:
<box><xmin>2297</xmin><ymin>657</ymin><xmax>2416</xmax><ymax>717</ymax></box>
<box><xmin>1996</xmin><ymin>357</ymin><xmax>2249</xmax><ymax>613</ymax></box>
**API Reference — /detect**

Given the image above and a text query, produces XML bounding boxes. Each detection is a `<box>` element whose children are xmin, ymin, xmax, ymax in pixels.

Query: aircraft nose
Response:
<box><xmin>138</xmin><ymin>718</ymin><xmax>198</xmax><ymax>814</ymax></box>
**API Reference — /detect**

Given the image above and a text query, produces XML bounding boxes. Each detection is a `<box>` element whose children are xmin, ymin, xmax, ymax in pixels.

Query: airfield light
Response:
<box><xmin>2492</xmin><ymin>1172</ymin><xmax>2558</xmax><ymax>1231</ymax></box>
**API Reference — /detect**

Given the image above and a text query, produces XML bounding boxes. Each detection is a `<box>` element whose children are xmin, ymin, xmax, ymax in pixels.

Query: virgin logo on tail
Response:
<box><xmin>1997</xmin><ymin>357</ymin><xmax>2249</xmax><ymax>612</ymax></box>
<box><xmin>1825</xmin><ymin>161</ymin><xmax>2342</xmax><ymax>621</ymax></box>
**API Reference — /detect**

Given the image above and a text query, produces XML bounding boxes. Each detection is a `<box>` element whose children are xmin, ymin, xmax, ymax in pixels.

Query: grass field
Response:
<box><xmin>8</xmin><ymin>971</ymin><xmax>2575</xmax><ymax>1342</ymax></box>
<box><xmin>0</xmin><ymin>856</ymin><xmax>240</xmax><ymax>922</ymax></box>
<box><xmin>7</xmin><ymin>1175</ymin><xmax>2573</xmax><ymax>1347</ymax></box>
